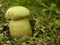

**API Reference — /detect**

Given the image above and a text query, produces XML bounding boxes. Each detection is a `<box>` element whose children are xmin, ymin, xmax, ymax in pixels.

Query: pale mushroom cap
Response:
<box><xmin>5</xmin><ymin>6</ymin><xmax>30</xmax><ymax>19</ymax></box>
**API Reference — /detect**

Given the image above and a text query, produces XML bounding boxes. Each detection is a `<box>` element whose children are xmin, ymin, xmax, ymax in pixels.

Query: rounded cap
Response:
<box><xmin>5</xmin><ymin>6</ymin><xmax>30</xmax><ymax>19</ymax></box>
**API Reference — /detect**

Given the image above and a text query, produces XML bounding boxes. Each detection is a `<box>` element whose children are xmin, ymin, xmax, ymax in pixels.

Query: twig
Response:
<box><xmin>36</xmin><ymin>0</ymin><xmax>60</xmax><ymax>14</ymax></box>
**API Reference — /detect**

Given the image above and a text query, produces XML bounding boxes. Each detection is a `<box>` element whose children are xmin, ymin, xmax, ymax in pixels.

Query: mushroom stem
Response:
<box><xmin>9</xmin><ymin>18</ymin><xmax>32</xmax><ymax>38</ymax></box>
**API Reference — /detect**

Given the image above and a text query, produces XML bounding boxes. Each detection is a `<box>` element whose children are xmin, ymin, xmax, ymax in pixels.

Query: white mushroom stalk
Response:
<box><xmin>5</xmin><ymin>6</ymin><xmax>32</xmax><ymax>38</ymax></box>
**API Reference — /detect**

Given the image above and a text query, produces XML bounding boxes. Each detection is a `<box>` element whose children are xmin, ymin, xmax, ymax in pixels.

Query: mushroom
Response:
<box><xmin>5</xmin><ymin>6</ymin><xmax>32</xmax><ymax>38</ymax></box>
